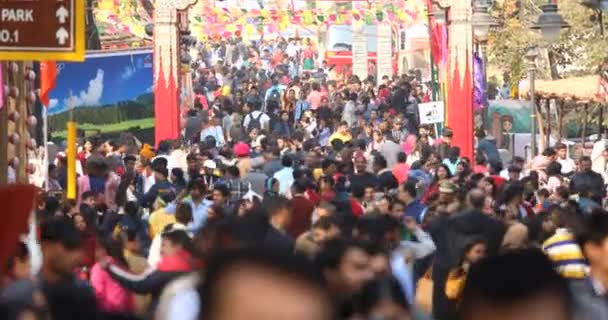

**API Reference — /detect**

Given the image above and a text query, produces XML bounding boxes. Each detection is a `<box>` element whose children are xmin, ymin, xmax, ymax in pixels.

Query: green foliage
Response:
<box><xmin>488</xmin><ymin>0</ymin><xmax>608</xmax><ymax>81</ymax></box>
<box><xmin>48</xmin><ymin>93</ymin><xmax>154</xmax><ymax>132</ymax></box>
<box><xmin>557</xmin><ymin>0</ymin><xmax>608</xmax><ymax>70</ymax></box>
<box><xmin>488</xmin><ymin>0</ymin><xmax>539</xmax><ymax>83</ymax></box>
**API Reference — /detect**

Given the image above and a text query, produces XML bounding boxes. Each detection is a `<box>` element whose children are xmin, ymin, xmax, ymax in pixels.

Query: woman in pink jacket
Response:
<box><xmin>90</xmin><ymin>237</ymin><xmax>134</xmax><ymax>314</ymax></box>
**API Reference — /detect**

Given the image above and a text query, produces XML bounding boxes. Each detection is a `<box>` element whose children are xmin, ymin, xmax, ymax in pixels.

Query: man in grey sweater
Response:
<box><xmin>571</xmin><ymin>211</ymin><xmax>608</xmax><ymax>320</ymax></box>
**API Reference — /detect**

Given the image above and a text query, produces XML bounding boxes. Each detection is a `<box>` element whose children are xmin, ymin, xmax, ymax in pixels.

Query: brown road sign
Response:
<box><xmin>0</xmin><ymin>0</ymin><xmax>85</xmax><ymax>61</ymax></box>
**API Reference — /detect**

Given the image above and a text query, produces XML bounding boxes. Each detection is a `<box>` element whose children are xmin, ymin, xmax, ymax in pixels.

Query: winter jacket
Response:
<box><xmin>91</xmin><ymin>260</ymin><xmax>134</xmax><ymax>314</ymax></box>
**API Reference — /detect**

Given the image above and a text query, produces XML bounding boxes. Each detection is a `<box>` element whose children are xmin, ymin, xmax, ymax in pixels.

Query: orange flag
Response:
<box><xmin>40</xmin><ymin>61</ymin><xmax>57</xmax><ymax>107</ymax></box>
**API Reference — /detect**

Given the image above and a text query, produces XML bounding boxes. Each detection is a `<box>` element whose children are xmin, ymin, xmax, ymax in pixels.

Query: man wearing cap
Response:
<box><xmin>438</xmin><ymin>180</ymin><xmax>461</xmax><ymax>214</ymax></box>
<box><xmin>202</xmin><ymin>160</ymin><xmax>220</xmax><ymax>188</ymax></box>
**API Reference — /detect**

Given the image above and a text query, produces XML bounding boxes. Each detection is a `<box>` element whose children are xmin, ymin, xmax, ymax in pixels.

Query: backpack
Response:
<box><xmin>267</xmin><ymin>87</ymin><xmax>281</xmax><ymax>104</ymax></box>
<box><xmin>247</xmin><ymin>112</ymin><xmax>264</xmax><ymax>131</ymax></box>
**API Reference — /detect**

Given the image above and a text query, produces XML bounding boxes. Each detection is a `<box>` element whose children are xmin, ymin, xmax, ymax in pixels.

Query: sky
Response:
<box><xmin>48</xmin><ymin>51</ymin><xmax>154</xmax><ymax>115</ymax></box>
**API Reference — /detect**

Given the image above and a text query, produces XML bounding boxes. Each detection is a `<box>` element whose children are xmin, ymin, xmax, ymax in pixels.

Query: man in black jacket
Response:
<box><xmin>428</xmin><ymin>188</ymin><xmax>506</xmax><ymax>320</ymax></box>
<box><xmin>570</xmin><ymin>156</ymin><xmax>605</xmax><ymax>203</ymax></box>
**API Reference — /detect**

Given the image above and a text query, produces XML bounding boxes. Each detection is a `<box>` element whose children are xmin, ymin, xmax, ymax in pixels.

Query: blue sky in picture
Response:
<box><xmin>47</xmin><ymin>51</ymin><xmax>154</xmax><ymax>115</ymax></box>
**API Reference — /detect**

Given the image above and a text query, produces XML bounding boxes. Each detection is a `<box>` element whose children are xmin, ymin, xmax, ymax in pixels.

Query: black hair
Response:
<box><xmin>154</xmin><ymin>167</ymin><xmax>169</xmax><ymax>178</ymax></box>
<box><xmin>152</xmin><ymin>156</ymin><xmax>168</xmax><ymax>169</ymax></box>
<box><xmin>213</xmin><ymin>184</ymin><xmax>230</xmax><ymax>198</ymax></box>
<box><xmin>292</xmin><ymin>178</ymin><xmax>308</xmax><ymax>194</ymax></box>
<box><xmin>542</xmin><ymin>147</ymin><xmax>556</xmax><ymax>157</ymax></box>
<box><xmin>189</xmin><ymin>178</ymin><xmax>207</xmax><ymax>193</ymax></box>
<box><xmin>356</xmin><ymin>215</ymin><xmax>400</xmax><ymax>244</ymax></box>
<box><xmin>458</xmin><ymin>249</ymin><xmax>572</xmax><ymax>319</ymax></box>
<box><xmin>97</xmin><ymin>236</ymin><xmax>128</xmax><ymax>267</ymax></box>
<box><xmin>499</xmin><ymin>181</ymin><xmax>525</xmax><ymax>205</ymax></box>
<box><xmin>265</xmin><ymin>196</ymin><xmax>290</xmax><ymax>217</ymax></box>
<box><xmin>353</xmin><ymin>276</ymin><xmax>410</xmax><ymax>316</ymax></box>
<box><xmin>123</xmin><ymin>154</ymin><xmax>137</xmax><ymax>163</ymax></box>
<box><xmin>397</xmin><ymin>152</ymin><xmax>407</xmax><ymax>163</ymax></box>
<box><xmin>401</xmin><ymin>180</ymin><xmax>417</xmax><ymax>199</ymax></box>
<box><xmin>313</xmin><ymin>215</ymin><xmax>340</xmax><ymax>231</ymax></box>
<box><xmin>81</xmin><ymin>191</ymin><xmax>96</xmax><ymax>201</ymax></box>
<box><xmin>373</xmin><ymin>154</ymin><xmax>388</xmax><ymax>169</ymax></box>
<box><xmin>282</xmin><ymin>155</ymin><xmax>293</xmax><ymax>168</ymax></box>
<box><xmin>175</xmin><ymin>202</ymin><xmax>194</xmax><ymax>225</ymax></box>
<box><xmin>199</xmin><ymin>246</ymin><xmax>328</xmax><ymax>319</ymax></box>
<box><xmin>576</xmin><ymin>209</ymin><xmax>608</xmax><ymax>248</ymax></box>
<box><xmin>226</xmin><ymin>165</ymin><xmax>241</xmax><ymax>178</ymax></box>
<box><xmin>40</xmin><ymin>217</ymin><xmax>82</xmax><ymax>250</ymax></box>
<box><xmin>489</xmin><ymin>160</ymin><xmax>503</xmax><ymax>174</ymax></box>
<box><xmin>351</xmin><ymin>184</ymin><xmax>365</xmax><ymax>198</ymax></box>
<box><xmin>315</xmin><ymin>238</ymin><xmax>367</xmax><ymax>271</ymax></box>
<box><xmin>545</xmin><ymin>161</ymin><xmax>562</xmax><ymax>176</ymax></box>
<box><xmin>321</xmin><ymin>159</ymin><xmax>335</xmax><ymax>170</ymax></box>
<box><xmin>162</xmin><ymin>229</ymin><xmax>194</xmax><ymax>254</ymax></box>
<box><xmin>6</xmin><ymin>242</ymin><xmax>29</xmax><ymax>274</ymax></box>
<box><xmin>171</xmin><ymin>168</ymin><xmax>186</xmax><ymax>185</ymax></box>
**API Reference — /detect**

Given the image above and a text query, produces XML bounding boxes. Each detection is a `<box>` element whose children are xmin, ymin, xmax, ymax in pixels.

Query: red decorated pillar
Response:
<box><xmin>153</xmin><ymin>0</ymin><xmax>197</xmax><ymax>145</ymax></box>
<box><xmin>443</xmin><ymin>0</ymin><xmax>474</xmax><ymax>160</ymax></box>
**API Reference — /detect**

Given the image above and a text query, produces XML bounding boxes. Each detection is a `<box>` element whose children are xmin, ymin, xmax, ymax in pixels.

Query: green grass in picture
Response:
<box><xmin>52</xmin><ymin>118</ymin><xmax>156</xmax><ymax>139</ymax></box>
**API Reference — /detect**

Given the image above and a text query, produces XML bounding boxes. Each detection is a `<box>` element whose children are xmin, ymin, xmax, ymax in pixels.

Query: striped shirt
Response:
<box><xmin>542</xmin><ymin>228</ymin><xmax>589</xmax><ymax>279</ymax></box>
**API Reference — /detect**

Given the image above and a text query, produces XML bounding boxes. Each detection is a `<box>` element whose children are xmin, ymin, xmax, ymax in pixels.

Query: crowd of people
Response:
<box><xmin>2</xmin><ymin>36</ymin><xmax>608</xmax><ymax>320</ymax></box>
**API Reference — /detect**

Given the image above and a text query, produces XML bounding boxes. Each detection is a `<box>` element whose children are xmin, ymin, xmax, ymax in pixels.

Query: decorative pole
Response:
<box><xmin>153</xmin><ymin>0</ymin><xmax>197</xmax><ymax>146</ymax></box>
<box><xmin>444</xmin><ymin>0</ymin><xmax>475</xmax><ymax>160</ymax></box>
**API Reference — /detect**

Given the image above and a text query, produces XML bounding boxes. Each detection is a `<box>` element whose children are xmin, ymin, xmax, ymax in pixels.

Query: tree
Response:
<box><xmin>488</xmin><ymin>0</ymin><xmax>608</xmax><ymax>81</ymax></box>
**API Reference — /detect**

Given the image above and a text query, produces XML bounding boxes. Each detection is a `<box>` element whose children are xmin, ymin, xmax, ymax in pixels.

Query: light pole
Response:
<box><xmin>525</xmin><ymin>46</ymin><xmax>538</xmax><ymax>158</ymax></box>
<box><xmin>530</xmin><ymin>3</ymin><xmax>570</xmax><ymax>43</ymax></box>
<box><xmin>525</xmin><ymin>2</ymin><xmax>569</xmax><ymax>157</ymax></box>
<box><xmin>472</xmin><ymin>0</ymin><xmax>498</xmax><ymax>131</ymax></box>
<box><xmin>582</xmin><ymin>0</ymin><xmax>608</xmax><ymax>36</ymax></box>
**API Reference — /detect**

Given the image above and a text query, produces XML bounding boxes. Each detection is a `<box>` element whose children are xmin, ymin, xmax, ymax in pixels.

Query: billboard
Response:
<box><xmin>48</xmin><ymin>50</ymin><xmax>154</xmax><ymax>144</ymax></box>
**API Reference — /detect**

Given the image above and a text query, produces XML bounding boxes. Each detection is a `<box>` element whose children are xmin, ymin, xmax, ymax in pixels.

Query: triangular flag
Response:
<box><xmin>40</xmin><ymin>61</ymin><xmax>57</xmax><ymax>108</ymax></box>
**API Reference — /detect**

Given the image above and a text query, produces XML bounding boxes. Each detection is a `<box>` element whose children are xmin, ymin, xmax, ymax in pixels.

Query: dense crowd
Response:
<box><xmin>2</xmin><ymin>36</ymin><xmax>608</xmax><ymax>320</ymax></box>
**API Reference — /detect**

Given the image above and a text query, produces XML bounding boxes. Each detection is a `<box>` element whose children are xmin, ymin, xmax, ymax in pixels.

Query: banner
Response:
<box><xmin>48</xmin><ymin>50</ymin><xmax>154</xmax><ymax>144</ymax></box>
<box><xmin>418</xmin><ymin>101</ymin><xmax>445</xmax><ymax>124</ymax></box>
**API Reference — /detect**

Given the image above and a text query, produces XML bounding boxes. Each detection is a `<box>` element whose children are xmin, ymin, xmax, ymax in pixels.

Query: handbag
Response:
<box><xmin>445</xmin><ymin>268</ymin><xmax>467</xmax><ymax>300</ymax></box>
<box><xmin>415</xmin><ymin>265</ymin><xmax>434</xmax><ymax>313</ymax></box>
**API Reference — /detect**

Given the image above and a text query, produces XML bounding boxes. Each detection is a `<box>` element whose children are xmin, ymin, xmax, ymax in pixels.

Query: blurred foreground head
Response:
<box><xmin>458</xmin><ymin>249</ymin><xmax>571</xmax><ymax>320</ymax></box>
<box><xmin>199</xmin><ymin>246</ymin><xmax>333</xmax><ymax>320</ymax></box>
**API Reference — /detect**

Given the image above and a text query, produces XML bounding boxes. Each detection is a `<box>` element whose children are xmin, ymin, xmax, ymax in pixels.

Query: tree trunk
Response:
<box><xmin>547</xmin><ymin>50</ymin><xmax>560</xmax><ymax>80</ymax></box>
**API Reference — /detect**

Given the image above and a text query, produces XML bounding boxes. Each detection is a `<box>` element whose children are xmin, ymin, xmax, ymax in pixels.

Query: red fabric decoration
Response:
<box><xmin>0</xmin><ymin>185</ymin><xmax>37</xmax><ymax>276</ymax></box>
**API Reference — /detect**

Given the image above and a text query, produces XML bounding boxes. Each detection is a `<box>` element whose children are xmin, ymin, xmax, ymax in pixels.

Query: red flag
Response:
<box><xmin>0</xmin><ymin>184</ymin><xmax>37</xmax><ymax>276</ymax></box>
<box><xmin>40</xmin><ymin>61</ymin><xmax>57</xmax><ymax>107</ymax></box>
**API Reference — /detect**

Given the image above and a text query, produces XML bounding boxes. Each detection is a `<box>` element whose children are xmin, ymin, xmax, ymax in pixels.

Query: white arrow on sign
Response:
<box><xmin>56</xmin><ymin>6</ymin><xmax>69</xmax><ymax>24</ymax></box>
<box><xmin>56</xmin><ymin>27</ymin><xmax>69</xmax><ymax>45</ymax></box>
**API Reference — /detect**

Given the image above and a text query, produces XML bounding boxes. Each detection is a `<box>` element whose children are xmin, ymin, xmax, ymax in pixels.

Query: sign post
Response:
<box><xmin>0</xmin><ymin>0</ymin><xmax>85</xmax><ymax>61</ymax></box>
<box><xmin>418</xmin><ymin>101</ymin><xmax>446</xmax><ymax>125</ymax></box>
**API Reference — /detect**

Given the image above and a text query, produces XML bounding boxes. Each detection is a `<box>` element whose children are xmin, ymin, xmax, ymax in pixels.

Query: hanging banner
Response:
<box><xmin>418</xmin><ymin>101</ymin><xmax>445</xmax><ymax>124</ymax></box>
<box><xmin>351</xmin><ymin>25</ymin><xmax>368</xmax><ymax>80</ymax></box>
<box><xmin>47</xmin><ymin>50</ymin><xmax>154</xmax><ymax>144</ymax></box>
<box><xmin>376</xmin><ymin>22</ymin><xmax>392</xmax><ymax>80</ymax></box>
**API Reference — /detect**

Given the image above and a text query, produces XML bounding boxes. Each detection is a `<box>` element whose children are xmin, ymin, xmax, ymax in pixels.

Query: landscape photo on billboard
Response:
<box><xmin>47</xmin><ymin>50</ymin><xmax>155</xmax><ymax>144</ymax></box>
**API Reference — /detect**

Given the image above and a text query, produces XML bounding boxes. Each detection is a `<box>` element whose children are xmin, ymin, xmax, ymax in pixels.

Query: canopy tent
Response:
<box><xmin>519</xmin><ymin>76</ymin><xmax>606</xmax><ymax>102</ymax></box>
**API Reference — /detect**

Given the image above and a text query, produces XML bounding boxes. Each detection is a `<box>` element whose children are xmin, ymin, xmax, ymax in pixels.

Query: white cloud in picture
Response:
<box><xmin>121</xmin><ymin>65</ymin><xmax>136</xmax><ymax>81</ymax></box>
<box><xmin>67</xmin><ymin>69</ymin><xmax>104</xmax><ymax>107</ymax></box>
<box><xmin>48</xmin><ymin>99</ymin><xmax>58</xmax><ymax>109</ymax></box>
